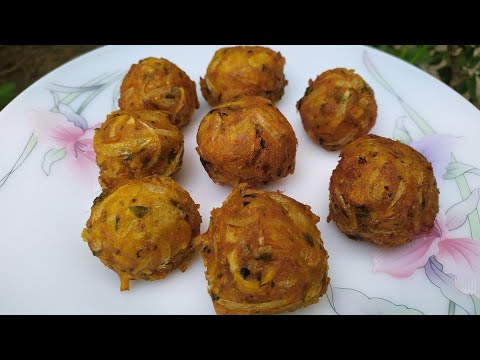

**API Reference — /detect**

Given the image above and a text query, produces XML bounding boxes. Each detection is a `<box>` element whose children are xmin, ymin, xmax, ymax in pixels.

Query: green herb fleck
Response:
<box><xmin>129</xmin><ymin>206</ymin><xmax>149</xmax><ymax>218</ymax></box>
<box><xmin>257</xmin><ymin>253</ymin><xmax>272</xmax><ymax>261</ymax></box>
<box><xmin>123</xmin><ymin>154</ymin><xmax>134</xmax><ymax>162</ymax></box>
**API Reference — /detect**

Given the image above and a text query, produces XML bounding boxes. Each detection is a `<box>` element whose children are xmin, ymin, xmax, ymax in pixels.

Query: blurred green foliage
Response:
<box><xmin>0</xmin><ymin>82</ymin><xmax>16</xmax><ymax>110</ymax></box>
<box><xmin>374</xmin><ymin>45</ymin><xmax>480</xmax><ymax>108</ymax></box>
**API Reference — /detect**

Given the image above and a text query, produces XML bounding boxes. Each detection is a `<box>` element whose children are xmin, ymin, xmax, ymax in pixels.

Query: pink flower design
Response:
<box><xmin>30</xmin><ymin>109</ymin><xmax>100</xmax><ymax>176</ymax></box>
<box><xmin>373</xmin><ymin>212</ymin><xmax>480</xmax><ymax>297</ymax></box>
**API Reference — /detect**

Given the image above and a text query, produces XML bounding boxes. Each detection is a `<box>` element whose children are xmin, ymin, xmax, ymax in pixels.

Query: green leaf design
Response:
<box><xmin>51</xmin><ymin>73</ymin><xmax>116</xmax><ymax>112</ymax></box>
<box><xmin>445</xmin><ymin>189</ymin><xmax>480</xmax><ymax>230</ymax></box>
<box><xmin>393</xmin><ymin>119</ymin><xmax>412</xmax><ymax>144</ymax></box>
<box><xmin>0</xmin><ymin>133</ymin><xmax>38</xmax><ymax>189</ymax></box>
<box><xmin>398</xmin><ymin>98</ymin><xmax>435</xmax><ymax>135</ymax></box>
<box><xmin>444</xmin><ymin>162</ymin><xmax>480</xmax><ymax>179</ymax></box>
<box><xmin>42</xmin><ymin>148</ymin><xmax>67</xmax><ymax>176</ymax></box>
<box><xmin>77</xmin><ymin>71</ymin><xmax>125</xmax><ymax>114</ymax></box>
<box><xmin>451</xmin><ymin>156</ymin><xmax>480</xmax><ymax>240</ymax></box>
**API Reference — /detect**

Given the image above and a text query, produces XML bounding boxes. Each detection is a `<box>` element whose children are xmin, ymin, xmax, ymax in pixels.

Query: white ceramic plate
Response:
<box><xmin>1</xmin><ymin>45</ymin><xmax>479</xmax><ymax>315</ymax></box>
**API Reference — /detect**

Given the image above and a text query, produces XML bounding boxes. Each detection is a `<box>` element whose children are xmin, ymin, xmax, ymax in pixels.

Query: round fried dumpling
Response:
<box><xmin>94</xmin><ymin>110</ymin><xmax>184</xmax><ymax>190</ymax></box>
<box><xmin>82</xmin><ymin>176</ymin><xmax>201</xmax><ymax>291</ymax></box>
<box><xmin>119</xmin><ymin>57</ymin><xmax>199</xmax><ymax>128</ymax></box>
<box><xmin>328</xmin><ymin>135</ymin><xmax>439</xmax><ymax>247</ymax></box>
<box><xmin>297</xmin><ymin>68</ymin><xmax>377</xmax><ymax>151</ymax></box>
<box><xmin>196</xmin><ymin>96</ymin><xmax>297</xmax><ymax>187</ymax></box>
<box><xmin>200</xmin><ymin>46</ymin><xmax>287</xmax><ymax>107</ymax></box>
<box><xmin>195</xmin><ymin>184</ymin><xmax>330</xmax><ymax>315</ymax></box>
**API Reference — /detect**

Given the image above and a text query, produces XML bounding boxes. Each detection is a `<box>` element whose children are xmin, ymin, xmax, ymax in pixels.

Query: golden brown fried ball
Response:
<box><xmin>196</xmin><ymin>96</ymin><xmax>297</xmax><ymax>187</ymax></box>
<box><xmin>119</xmin><ymin>57</ymin><xmax>199</xmax><ymax>128</ymax></box>
<box><xmin>200</xmin><ymin>46</ymin><xmax>287</xmax><ymax>107</ymax></box>
<box><xmin>195</xmin><ymin>184</ymin><xmax>330</xmax><ymax>315</ymax></box>
<box><xmin>94</xmin><ymin>110</ymin><xmax>184</xmax><ymax>190</ymax></box>
<box><xmin>82</xmin><ymin>176</ymin><xmax>201</xmax><ymax>291</ymax></box>
<box><xmin>297</xmin><ymin>68</ymin><xmax>377</xmax><ymax>151</ymax></box>
<box><xmin>328</xmin><ymin>135</ymin><xmax>439</xmax><ymax>247</ymax></box>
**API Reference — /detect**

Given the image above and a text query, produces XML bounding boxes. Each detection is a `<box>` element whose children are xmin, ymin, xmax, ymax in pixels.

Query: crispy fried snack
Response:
<box><xmin>195</xmin><ymin>184</ymin><xmax>330</xmax><ymax>315</ymax></box>
<box><xmin>297</xmin><ymin>68</ymin><xmax>377</xmax><ymax>151</ymax></box>
<box><xmin>328</xmin><ymin>135</ymin><xmax>439</xmax><ymax>247</ymax></box>
<box><xmin>82</xmin><ymin>176</ymin><xmax>201</xmax><ymax>291</ymax></box>
<box><xmin>200</xmin><ymin>46</ymin><xmax>287</xmax><ymax>106</ymax></box>
<box><xmin>119</xmin><ymin>57</ymin><xmax>199</xmax><ymax>128</ymax></box>
<box><xmin>196</xmin><ymin>96</ymin><xmax>297</xmax><ymax>187</ymax></box>
<box><xmin>94</xmin><ymin>110</ymin><xmax>184</xmax><ymax>190</ymax></box>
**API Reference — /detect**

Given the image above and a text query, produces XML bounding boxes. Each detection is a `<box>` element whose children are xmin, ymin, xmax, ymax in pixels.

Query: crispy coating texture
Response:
<box><xmin>82</xmin><ymin>176</ymin><xmax>201</xmax><ymax>291</ymax></box>
<box><xmin>327</xmin><ymin>135</ymin><xmax>439</xmax><ymax>247</ymax></box>
<box><xmin>297</xmin><ymin>68</ymin><xmax>377</xmax><ymax>151</ymax></box>
<box><xmin>195</xmin><ymin>184</ymin><xmax>330</xmax><ymax>315</ymax></box>
<box><xmin>200</xmin><ymin>46</ymin><xmax>287</xmax><ymax>107</ymax></box>
<box><xmin>196</xmin><ymin>96</ymin><xmax>297</xmax><ymax>187</ymax></box>
<box><xmin>94</xmin><ymin>110</ymin><xmax>184</xmax><ymax>190</ymax></box>
<box><xmin>119</xmin><ymin>57</ymin><xmax>199</xmax><ymax>128</ymax></box>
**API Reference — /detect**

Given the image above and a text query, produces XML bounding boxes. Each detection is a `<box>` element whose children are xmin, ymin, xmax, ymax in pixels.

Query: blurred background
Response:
<box><xmin>0</xmin><ymin>45</ymin><xmax>479</xmax><ymax>110</ymax></box>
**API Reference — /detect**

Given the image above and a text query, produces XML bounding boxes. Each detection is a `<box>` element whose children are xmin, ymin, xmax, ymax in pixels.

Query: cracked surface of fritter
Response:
<box><xmin>82</xmin><ymin>176</ymin><xmax>201</xmax><ymax>291</ymax></box>
<box><xmin>196</xmin><ymin>96</ymin><xmax>297</xmax><ymax>187</ymax></box>
<box><xmin>195</xmin><ymin>184</ymin><xmax>330</xmax><ymax>315</ymax></box>
<box><xmin>119</xmin><ymin>57</ymin><xmax>199</xmax><ymax>128</ymax></box>
<box><xmin>200</xmin><ymin>46</ymin><xmax>287</xmax><ymax>107</ymax></box>
<box><xmin>94</xmin><ymin>110</ymin><xmax>184</xmax><ymax>190</ymax></box>
<box><xmin>328</xmin><ymin>135</ymin><xmax>439</xmax><ymax>247</ymax></box>
<box><xmin>297</xmin><ymin>68</ymin><xmax>377</xmax><ymax>151</ymax></box>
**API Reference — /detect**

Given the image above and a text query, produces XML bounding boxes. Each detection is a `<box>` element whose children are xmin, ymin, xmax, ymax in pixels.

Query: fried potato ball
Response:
<box><xmin>195</xmin><ymin>184</ymin><xmax>330</xmax><ymax>315</ymax></box>
<box><xmin>119</xmin><ymin>57</ymin><xmax>199</xmax><ymax>128</ymax></box>
<box><xmin>196</xmin><ymin>96</ymin><xmax>297</xmax><ymax>187</ymax></box>
<box><xmin>328</xmin><ymin>135</ymin><xmax>439</xmax><ymax>247</ymax></box>
<box><xmin>200</xmin><ymin>46</ymin><xmax>287</xmax><ymax>107</ymax></box>
<box><xmin>297</xmin><ymin>68</ymin><xmax>377</xmax><ymax>151</ymax></box>
<box><xmin>82</xmin><ymin>176</ymin><xmax>201</xmax><ymax>291</ymax></box>
<box><xmin>94</xmin><ymin>110</ymin><xmax>184</xmax><ymax>190</ymax></box>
